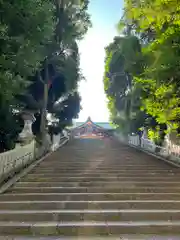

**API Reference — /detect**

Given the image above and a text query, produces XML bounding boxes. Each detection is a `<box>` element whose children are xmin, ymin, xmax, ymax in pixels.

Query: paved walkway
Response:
<box><xmin>1</xmin><ymin>138</ymin><xmax>180</xmax><ymax>238</ymax></box>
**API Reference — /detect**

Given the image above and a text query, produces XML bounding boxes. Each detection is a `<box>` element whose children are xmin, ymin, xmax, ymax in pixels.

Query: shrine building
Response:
<box><xmin>70</xmin><ymin>117</ymin><xmax>114</xmax><ymax>138</ymax></box>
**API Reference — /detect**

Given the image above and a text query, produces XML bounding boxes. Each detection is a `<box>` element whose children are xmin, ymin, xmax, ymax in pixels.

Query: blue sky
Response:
<box><xmin>77</xmin><ymin>0</ymin><xmax>123</xmax><ymax>122</ymax></box>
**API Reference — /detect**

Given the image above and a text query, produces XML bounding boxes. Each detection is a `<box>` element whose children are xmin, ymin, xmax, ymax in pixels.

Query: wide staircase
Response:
<box><xmin>1</xmin><ymin>138</ymin><xmax>180</xmax><ymax>238</ymax></box>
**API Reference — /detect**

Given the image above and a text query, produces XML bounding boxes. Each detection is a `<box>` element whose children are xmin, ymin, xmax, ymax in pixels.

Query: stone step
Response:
<box><xmin>20</xmin><ymin>176</ymin><xmax>180</xmax><ymax>182</ymax></box>
<box><xmin>39</xmin><ymin>164</ymin><xmax>171</xmax><ymax>169</ymax></box>
<box><xmin>39</xmin><ymin>161</ymin><xmax>168</xmax><ymax>165</ymax></box>
<box><xmin>34</xmin><ymin>159</ymin><xmax>175</xmax><ymax>164</ymax></box>
<box><xmin>31</xmin><ymin>169</ymin><xmax>180</xmax><ymax>174</ymax></box>
<box><xmin>16</xmin><ymin>181</ymin><xmax>180</xmax><ymax>188</ymax></box>
<box><xmin>40</xmin><ymin>164</ymin><xmax>173</xmax><ymax>168</ymax></box>
<box><xmin>26</xmin><ymin>172</ymin><xmax>179</xmax><ymax>177</ymax></box>
<box><xmin>1</xmin><ymin>200</ymin><xmax>180</xmax><ymax>210</ymax></box>
<box><xmin>1</xmin><ymin>193</ymin><xmax>180</xmax><ymax>201</ymax></box>
<box><xmin>31</xmin><ymin>167</ymin><xmax>175</xmax><ymax>171</ymax></box>
<box><xmin>8</xmin><ymin>186</ymin><xmax>180</xmax><ymax>194</ymax></box>
<box><xmin>1</xmin><ymin>138</ymin><xmax>180</xmax><ymax>237</ymax></box>
<box><xmin>29</xmin><ymin>171</ymin><xmax>180</xmax><ymax>181</ymax></box>
<box><xmin>38</xmin><ymin>164</ymin><xmax>171</xmax><ymax>169</ymax></box>
<box><xmin>36</xmin><ymin>159</ymin><xmax>173</xmax><ymax>163</ymax></box>
<box><xmin>0</xmin><ymin>209</ymin><xmax>179</xmax><ymax>222</ymax></box>
<box><xmin>0</xmin><ymin>221</ymin><xmax>180</xmax><ymax>235</ymax></box>
<box><xmin>0</xmin><ymin>235</ymin><xmax>179</xmax><ymax>240</ymax></box>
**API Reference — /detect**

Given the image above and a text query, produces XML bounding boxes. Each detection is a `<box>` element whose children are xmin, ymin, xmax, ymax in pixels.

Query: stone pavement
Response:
<box><xmin>1</xmin><ymin>138</ymin><xmax>180</xmax><ymax>238</ymax></box>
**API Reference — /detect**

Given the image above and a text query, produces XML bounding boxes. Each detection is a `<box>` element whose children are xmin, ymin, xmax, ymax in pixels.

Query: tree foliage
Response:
<box><xmin>103</xmin><ymin>36</ymin><xmax>145</xmax><ymax>135</ymax></box>
<box><xmin>0</xmin><ymin>0</ymin><xmax>91</xmax><ymax>151</ymax></box>
<box><xmin>0</xmin><ymin>0</ymin><xmax>54</xmax><ymax>100</ymax></box>
<box><xmin>104</xmin><ymin>0</ymin><xmax>180</xmax><ymax>141</ymax></box>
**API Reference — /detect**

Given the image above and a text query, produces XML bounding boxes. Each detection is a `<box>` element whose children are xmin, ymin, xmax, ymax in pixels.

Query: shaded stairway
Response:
<box><xmin>1</xmin><ymin>138</ymin><xmax>180</xmax><ymax>238</ymax></box>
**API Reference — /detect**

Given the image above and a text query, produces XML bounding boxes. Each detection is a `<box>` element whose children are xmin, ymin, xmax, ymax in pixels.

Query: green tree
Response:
<box><xmin>103</xmin><ymin>35</ymin><xmax>145</xmax><ymax>135</ymax></box>
<box><xmin>0</xmin><ymin>0</ymin><xmax>91</xmax><ymax>151</ymax></box>
<box><xmin>104</xmin><ymin>0</ymin><xmax>180</xmax><ymax>142</ymax></box>
<box><xmin>0</xmin><ymin>0</ymin><xmax>55</xmax><ymax>151</ymax></box>
<box><xmin>38</xmin><ymin>0</ymin><xmax>91</xmax><ymax>141</ymax></box>
<box><xmin>0</xmin><ymin>0</ymin><xmax>54</xmax><ymax>100</ymax></box>
<box><xmin>121</xmin><ymin>0</ymin><xmax>180</xmax><ymax>139</ymax></box>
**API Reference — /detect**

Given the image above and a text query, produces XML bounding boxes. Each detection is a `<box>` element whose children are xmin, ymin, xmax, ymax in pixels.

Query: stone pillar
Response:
<box><xmin>140</xmin><ymin>127</ymin><xmax>148</xmax><ymax>148</ymax></box>
<box><xmin>18</xmin><ymin>111</ymin><xmax>36</xmax><ymax>145</ymax></box>
<box><xmin>142</xmin><ymin>127</ymin><xmax>148</xmax><ymax>139</ymax></box>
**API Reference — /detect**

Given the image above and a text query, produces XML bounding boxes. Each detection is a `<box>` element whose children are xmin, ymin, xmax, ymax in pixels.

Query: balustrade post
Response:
<box><xmin>164</xmin><ymin>132</ymin><xmax>171</xmax><ymax>157</ymax></box>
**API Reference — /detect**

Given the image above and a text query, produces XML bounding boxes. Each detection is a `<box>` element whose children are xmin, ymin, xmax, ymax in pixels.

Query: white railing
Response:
<box><xmin>129</xmin><ymin>135</ymin><xmax>170</xmax><ymax>157</ymax></box>
<box><xmin>0</xmin><ymin>132</ymin><xmax>69</xmax><ymax>184</ymax></box>
<box><xmin>141</xmin><ymin>137</ymin><xmax>169</xmax><ymax>157</ymax></box>
<box><xmin>141</xmin><ymin>138</ymin><xmax>156</xmax><ymax>152</ymax></box>
<box><xmin>115</xmin><ymin>133</ymin><xmax>180</xmax><ymax>164</ymax></box>
<box><xmin>128</xmin><ymin>135</ymin><xmax>140</xmax><ymax>146</ymax></box>
<box><xmin>167</xmin><ymin>142</ymin><xmax>180</xmax><ymax>163</ymax></box>
<box><xmin>0</xmin><ymin>140</ymin><xmax>35</xmax><ymax>183</ymax></box>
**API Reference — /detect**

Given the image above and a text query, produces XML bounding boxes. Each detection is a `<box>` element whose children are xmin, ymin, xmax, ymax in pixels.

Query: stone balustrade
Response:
<box><xmin>0</xmin><ymin>141</ymin><xmax>35</xmax><ymax>184</ymax></box>
<box><xmin>0</xmin><ymin>133</ymin><xmax>69</xmax><ymax>186</ymax></box>
<box><xmin>115</xmin><ymin>132</ymin><xmax>180</xmax><ymax>164</ymax></box>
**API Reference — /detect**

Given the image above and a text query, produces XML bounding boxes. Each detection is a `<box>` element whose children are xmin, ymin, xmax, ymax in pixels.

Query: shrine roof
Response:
<box><xmin>72</xmin><ymin>117</ymin><xmax>113</xmax><ymax>130</ymax></box>
<box><xmin>75</xmin><ymin>122</ymin><xmax>112</xmax><ymax>129</ymax></box>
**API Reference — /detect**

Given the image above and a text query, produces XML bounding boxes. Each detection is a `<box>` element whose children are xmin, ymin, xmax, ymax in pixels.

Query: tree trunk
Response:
<box><xmin>40</xmin><ymin>59</ymin><xmax>49</xmax><ymax>145</ymax></box>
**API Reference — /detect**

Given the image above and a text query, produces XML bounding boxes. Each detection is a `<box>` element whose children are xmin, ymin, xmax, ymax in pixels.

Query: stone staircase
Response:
<box><xmin>1</xmin><ymin>138</ymin><xmax>180</xmax><ymax>238</ymax></box>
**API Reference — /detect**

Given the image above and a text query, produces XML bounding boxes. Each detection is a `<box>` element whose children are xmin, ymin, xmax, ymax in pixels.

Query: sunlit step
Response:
<box><xmin>16</xmin><ymin>181</ymin><xmax>180</xmax><ymax>188</ymax></box>
<box><xmin>1</xmin><ymin>193</ymin><xmax>180</xmax><ymax>201</ymax></box>
<box><xmin>1</xmin><ymin>200</ymin><xmax>180</xmax><ymax>210</ymax></box>
<box><xmin>0</xmin><ymin>209</ymin><xmax>179</xmax><ymax>222</ymax></box>
<box><xmin>1</xmin><ymin>221</ymin><xmax>180</xmax><ymax>235</ymax></box>
<box><xmin>20</xmin><ymin>176</ymin><xmax>180</xmax><ymax>182</ymax></box>
<box><xmin>0</xmin><ymin>236</ymin><xmax>178</xmax><ymax>240</ymax></box>
<box><xmin>9</xmin><ymin>186</ymin><xmax>180</xmax><ymax>194</ymax></box>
